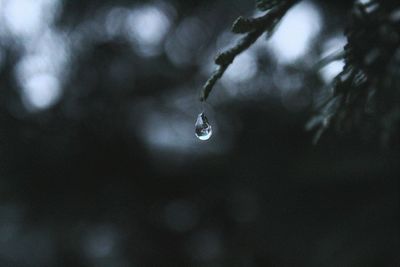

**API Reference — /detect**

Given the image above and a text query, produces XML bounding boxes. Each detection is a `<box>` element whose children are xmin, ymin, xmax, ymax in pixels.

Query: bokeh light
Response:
<box><xmin>268</xmin><ymin>1</ymin><xmax>322</xmax><ymax>64</ymax></box>
<box><xmin>126</xmin><ymin>4</ymin><xmax>172</xmax><ymax>57</ymax></box>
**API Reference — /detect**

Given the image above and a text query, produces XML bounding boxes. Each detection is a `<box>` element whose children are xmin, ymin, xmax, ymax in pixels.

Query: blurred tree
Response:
<box><xmin>309</xmin><ymin>0</ymin><xmax>400</xmax><ymax>147</ymax></box>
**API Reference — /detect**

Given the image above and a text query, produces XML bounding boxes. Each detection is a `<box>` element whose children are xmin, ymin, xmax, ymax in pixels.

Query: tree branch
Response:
<box><xmin>199</xmin><ymin>0</ymin><xmax>298</xmax><ymax>102</ymax></box>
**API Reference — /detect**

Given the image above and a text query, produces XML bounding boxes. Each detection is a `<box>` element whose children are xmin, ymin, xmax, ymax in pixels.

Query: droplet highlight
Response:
<box><xmin>195</xmin><ymin>112</ymin><xmax>212</xmax><ymax>141</ymax></box>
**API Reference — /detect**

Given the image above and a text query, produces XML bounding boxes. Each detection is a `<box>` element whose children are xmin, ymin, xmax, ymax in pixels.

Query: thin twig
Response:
<box><xmin>199</xmin><ymin>0</ymin><xmax>298</xmax><ymax>102</ymax></box>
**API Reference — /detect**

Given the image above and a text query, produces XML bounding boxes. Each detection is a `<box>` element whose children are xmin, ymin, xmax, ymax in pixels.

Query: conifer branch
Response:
<box><xmin>200</xmin><ymin>0</ymin><xmax>298</xmax><ymax>102</ymax></box>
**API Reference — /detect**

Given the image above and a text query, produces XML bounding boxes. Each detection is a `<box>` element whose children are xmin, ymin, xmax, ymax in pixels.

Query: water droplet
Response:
<box><xmin>195</xmin><ymin>112</ymin><xmax>212</xmax><ymax>141</ymax></box>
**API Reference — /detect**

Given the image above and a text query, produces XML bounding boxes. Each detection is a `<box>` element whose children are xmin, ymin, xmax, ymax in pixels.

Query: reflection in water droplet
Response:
<box><xmin>195</xmin><ymin>112</ymin><xmax>212</xmax><ymax>141</ymax></box>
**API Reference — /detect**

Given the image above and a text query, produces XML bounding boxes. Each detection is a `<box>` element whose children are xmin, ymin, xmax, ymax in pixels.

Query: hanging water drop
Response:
<box><xmin>195</xmin><ymin>112</ymin><xmax>212</xmax><ymax>141</ymax></box>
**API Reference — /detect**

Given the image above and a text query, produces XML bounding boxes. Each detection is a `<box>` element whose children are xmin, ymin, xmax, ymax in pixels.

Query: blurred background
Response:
<box><xmin>0</xmin><ymin>0</ymin><xmax>399</xmax><ymax>266</ymax></box>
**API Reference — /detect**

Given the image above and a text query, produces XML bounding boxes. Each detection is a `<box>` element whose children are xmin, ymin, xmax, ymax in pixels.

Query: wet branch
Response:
<box><xmin>200</xmin><ymin>0</ymin><xmax>298</xmax><ymax>102</ymax></box>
